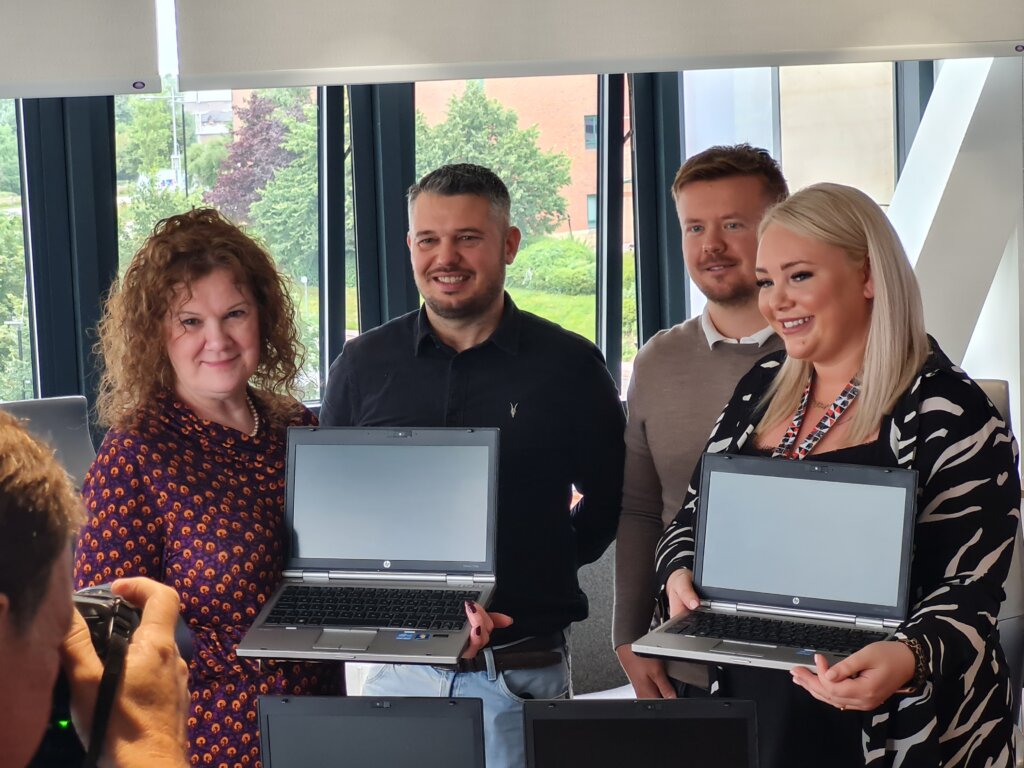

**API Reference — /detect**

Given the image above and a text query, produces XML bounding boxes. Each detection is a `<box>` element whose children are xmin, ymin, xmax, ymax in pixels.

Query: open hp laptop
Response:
<box><xmin>259</xmin><ymin>696</ymin><xmax>485</xmax><ymax>768</ymax></box>
<box><xmin>524</xmin><ymin>699</ymin><xmax>757</xmax><ymax>768</ymax></box>
<box><xmin>237</xmin><ymin>426</ymin><xmax>498</xmax><ymax>665</ymax></box>
<box><xmin>634</xmin><ymin>452</ymin><xmax>917</xmax><ymax>671</ymax></box>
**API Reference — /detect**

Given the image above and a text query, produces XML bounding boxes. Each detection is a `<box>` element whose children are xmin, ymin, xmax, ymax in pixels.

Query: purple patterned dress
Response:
<box><xmin>74</xmin><ymin>390</ymin><xmax>342</xmax><ymax>768</ymax></box>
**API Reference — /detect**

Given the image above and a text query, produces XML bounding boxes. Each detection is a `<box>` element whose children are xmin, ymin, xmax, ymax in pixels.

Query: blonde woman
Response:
<box><xmin>656</xmin><ymin>183</ymin><xmax>1018</xmax><ymax>767</ymax></box>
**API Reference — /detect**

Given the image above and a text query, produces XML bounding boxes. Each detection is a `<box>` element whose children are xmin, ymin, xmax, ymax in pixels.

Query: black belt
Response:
<box><xmin>456</xmin><ymin>632</ymin><xmax>565</xmax><ymax>673</ymax></box>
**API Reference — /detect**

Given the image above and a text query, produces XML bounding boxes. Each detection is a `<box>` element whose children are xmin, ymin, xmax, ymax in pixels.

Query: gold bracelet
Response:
<box><xmin>897</xmin><ymin>637</ymin><xmax>928</xmax><ymax>692</ymax></box>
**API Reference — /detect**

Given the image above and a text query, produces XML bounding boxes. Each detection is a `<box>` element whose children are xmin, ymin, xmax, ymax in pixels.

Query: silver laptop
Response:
<box><xmin>259</xmin><ymin>696</ymin><xmax>485</xmax><ymax>768</ymax></box>
<box><xmin>237</xmin><ymin>426</ymin><xmax>498</xmax><ymax>665</ymax></box>
<box><xmin>524</xmin><ymin>698</ymin><xmax>757</xmax><ymax>768</ymax></box>
<box><xmin>633</xmin><ymin>452</ymin><xmax>916</xmax><ymax>671</ymax></box>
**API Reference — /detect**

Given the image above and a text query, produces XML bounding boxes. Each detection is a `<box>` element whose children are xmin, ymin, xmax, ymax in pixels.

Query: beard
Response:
<box><xmin>418</xmin><ymin>267</ymin><xmax>506</xmax><ymax>321</ymax></box>
<box><xmin>700</xmin><ymin>279</ymin><xmax>759</xmax><ymax>307</ymax></box>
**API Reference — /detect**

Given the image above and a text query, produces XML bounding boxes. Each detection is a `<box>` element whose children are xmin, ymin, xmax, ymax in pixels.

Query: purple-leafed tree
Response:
<box><xmin>204</xmin><ymin>94</ymin><xmax>294</xmax><ymax>223</ymax></box>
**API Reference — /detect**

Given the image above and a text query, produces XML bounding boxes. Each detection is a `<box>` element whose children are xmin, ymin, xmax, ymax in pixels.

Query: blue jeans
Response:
<box><xmin>362</xmin><ymin>642</ymin><xmax>570</xmax><ymax>768</ymax></box>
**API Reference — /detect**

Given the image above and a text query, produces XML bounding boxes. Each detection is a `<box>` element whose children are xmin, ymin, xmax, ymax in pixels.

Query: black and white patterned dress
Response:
<box><xmin>655</xmin><ymin>343</ymin><xmax>1020</xmax><ymax>767</ymax></box>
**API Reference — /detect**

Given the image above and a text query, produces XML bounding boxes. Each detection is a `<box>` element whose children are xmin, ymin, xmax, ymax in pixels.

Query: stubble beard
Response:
<box><xmin>420</xmin><ymin>268</ymin><xmax>506</xmax><ymax>321</ymax></box>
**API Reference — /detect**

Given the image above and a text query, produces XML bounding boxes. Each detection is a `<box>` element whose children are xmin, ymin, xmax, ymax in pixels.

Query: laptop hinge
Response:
<box><xmin>709</xmin><ymin>601</ymin><xmax>738</xmax><ymax>612</ymax></box>
<box><xmin>736</xmin><ymin>602</ymin><xmax>857</xmax><ymax>624</ymax></box>
<box><xmin>327</xmin><ymin>571</ymin><xmax>446</xmax><ymax>582</ymax></box>
<box><xmin>854</xmin><ymin>616</ymin><xmax>891</xmax><ymax>630</ymax></box>
<box><xmin>291</xmin><ymin>570</ymin><xmax>330</xmax><ymax>583</ymax></box>
<box><xmin>445</xmin><ymin>574</ymin><xmax>474</xmax><ymax>586</ymax></box>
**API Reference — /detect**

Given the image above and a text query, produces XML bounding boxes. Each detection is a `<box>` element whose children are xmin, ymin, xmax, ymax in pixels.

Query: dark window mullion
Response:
<box><xmin>596</xmin><ymin>74</ymin><xmax>624</xmax><ymax>386</ymax></box>
<box><xmin>319</xmin><ymin>86</ymin><xmax>346</xmax><ymax>377</ymax></box>
<box><xmin>630</xmin><ymin>72</ymin><xmax>686</xmax><ymax>344</ymax></box>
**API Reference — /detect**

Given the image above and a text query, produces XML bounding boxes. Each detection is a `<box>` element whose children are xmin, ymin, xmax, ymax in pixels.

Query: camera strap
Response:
<box><xmin>82</xmin><ymin>627</ymin><xmax>130</xmax><ymax>768</ymax></box>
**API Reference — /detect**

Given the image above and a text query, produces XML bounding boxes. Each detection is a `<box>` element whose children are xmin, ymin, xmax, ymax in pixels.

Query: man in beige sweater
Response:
<box><xmin>614</xmin><ymin>144</ymin><xmax>788</xmax><ymax>697</ymax></box>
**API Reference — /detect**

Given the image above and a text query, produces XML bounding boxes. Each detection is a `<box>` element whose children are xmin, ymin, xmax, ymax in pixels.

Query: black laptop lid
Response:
<box><xmin>285</xmin><ymin>426</ymin><xmax>499</xmax><ymax>574</ymax></box>
<box><xmin>695</xmin><ymin>453</ymin><xmax>917</xmax><ymax>621</ymax></box>
<box><xmin>524</xmin><ymin>699</ymin><xmax>757</xmax><ymax>768</ymax></box>
<box><xmin>259</xmin><ymin>696</ymin><xmax>485</xmax><ymax>768</ymax></box>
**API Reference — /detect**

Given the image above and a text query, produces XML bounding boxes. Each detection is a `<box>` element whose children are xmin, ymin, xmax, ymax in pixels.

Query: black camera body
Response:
<box><xmin>29</xmin><ymin>587</ymin><xmax>143</xmax><ymax>768</ymax></box>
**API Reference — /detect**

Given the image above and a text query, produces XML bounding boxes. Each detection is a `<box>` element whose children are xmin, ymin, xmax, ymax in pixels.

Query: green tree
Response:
<box><xmin>0</xmin><ymin>215</ymin><xmax>32</xmax><ymax>399</ymax></box>
<box><xmin>117</xmin><ymin>180</ymin><xmax>190</xmax><ymax>270</ymax></box>
<box><xmin>0</xmin><ymin>101</ymin><xmax>19</xmax><ymax>197</ymax></box>
<box><xmin>249</xmin><ymin>104</ymin><xmax>318</xmax><ymax>280</ymax></box>
<box><xmin>187</xmin><ymin>135</ymin><xmax>229</xmax><ymax>193</ymax></box>
<box><xmin>416</xmin><ymin>82</ymin><xmax>572</xmax><ymax>240</ymax></box>
<box><xmin>115</xmin><ymin>78</ymin><xmax>196</xmax><ymax>182</ymax></box>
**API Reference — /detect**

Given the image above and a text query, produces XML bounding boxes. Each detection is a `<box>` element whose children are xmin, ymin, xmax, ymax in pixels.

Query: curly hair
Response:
<box><xmin>95</xmin><ymin>208</ymin><xmax>306</xmax><ymax>430</ymax></box>
<box><xmin>0</xmin><ymin>410</ymin><xmax>83</xmax><ymax>632</ymax></box>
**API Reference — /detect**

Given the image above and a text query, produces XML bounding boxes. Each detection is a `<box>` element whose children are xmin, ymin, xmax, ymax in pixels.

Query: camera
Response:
<box><xmin>29</xmin><ymin>586</ymin><xmax>143</xmax><ymax>768</ymax></box>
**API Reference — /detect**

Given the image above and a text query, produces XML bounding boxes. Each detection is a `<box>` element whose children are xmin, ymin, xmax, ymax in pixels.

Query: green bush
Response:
<box><xmin>508</xmin><ymin>237</ymin><xmax>595</xmax><ymax>295</ymax></box>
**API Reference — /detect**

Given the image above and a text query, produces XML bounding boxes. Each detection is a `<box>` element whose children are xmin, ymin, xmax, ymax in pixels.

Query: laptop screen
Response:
<box><xmin>286</xmin><ymin>427</ymin><xmax>498</xmax><ymax>572</ymax></box>
<box><xmin>696</xmin><ymin>453</ymin><xmax>916</xmax><ymax>620</ymax></box>
<box><xmin>524</xmin><ymin>700</ymin><xmax>755</xmax><ymax>768</ymax></box>
<box><xmin>260</xmin><ymin>696</ymin><xmax>485</xmax><ymax>768</ymax></box>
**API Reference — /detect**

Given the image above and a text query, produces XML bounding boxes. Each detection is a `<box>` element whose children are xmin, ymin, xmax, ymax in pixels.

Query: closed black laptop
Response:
<box><xmin>524</xmin><ymin>698</ymin><xmax>757</xmax><ymax>768</ymax></box>
<box><xmin>259</xmin><ymin>696</ymin><xmax>485</xmax><ymax>768</ymax></box>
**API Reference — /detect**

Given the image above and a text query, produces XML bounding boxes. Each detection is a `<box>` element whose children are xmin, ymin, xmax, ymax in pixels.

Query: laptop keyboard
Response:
<box><xmin>265</xmin><ymin>585</ymin><xmax>482</xmax><ymax>631</ymax></box>
<box><xmin>668</xmin><ymin>611</ymin><xmax>888</xmax><ymax>655</ymax></box>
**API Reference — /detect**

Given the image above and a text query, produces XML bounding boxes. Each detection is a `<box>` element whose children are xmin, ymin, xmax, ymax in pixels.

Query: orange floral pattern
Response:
<box><xmin>74</xmin><ymin>390</ymin><xmax>341</xmax><ymax>767</ymax></box>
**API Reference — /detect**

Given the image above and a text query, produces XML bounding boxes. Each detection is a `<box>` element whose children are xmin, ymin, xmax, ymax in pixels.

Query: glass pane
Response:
<box><xmin>622</xmin><ymin>84</ymin><xmax>637</xmax><ymax>393</ymax></box>
<box><xmin>344</xmin><ymin>93</ymin><xmax>359</xmax><ymax>341</ymax></box>
<box><xmin>779</xmin><ymin>62</ymin><xmax>896</xmax><ymax>206</ymax></box>
<box><xmin>0</xmin><ymin>99</ymin><xmax>34</xmax><ymax>401</ymax></box>
<box><xmin>115</xmin><ymin>80</ymin><xmax>322</xmax><ymax>401</ymax></box>
<box><xmin>415</xmin><ymin>76</ymin><xmax>597</xmax><ymax>342</ymax></box>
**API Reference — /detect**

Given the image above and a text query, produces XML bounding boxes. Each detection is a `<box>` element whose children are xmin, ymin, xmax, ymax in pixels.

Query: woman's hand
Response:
<box><xmin>460</xmin><ymin>601</ymin><xmax>514</xmax><ymax>659</ymax></box>
<box><xmin>790</xmin><ymin>640</ymin><xmax>917</xmax><ymax>711</ymax></box>
<box><xmin>616</xmin><ymin>644</ymin><xmax>677</xmax><ymax>699</ymax></box>
<box><xmin>665</xmin><ymin>568</ymin><xmax>701</xmax><ymax>618</ymax></box>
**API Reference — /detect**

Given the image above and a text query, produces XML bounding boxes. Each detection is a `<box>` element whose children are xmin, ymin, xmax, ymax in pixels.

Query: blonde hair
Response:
<box><xmin>95</xmin><ymin>208</ymin><xmax>306</xmax><ymax>430</ymax></box>
<box><xmin>757</xmin><ymin>183</ymin><xmax>929</xmax><ymax>444</ymax></box>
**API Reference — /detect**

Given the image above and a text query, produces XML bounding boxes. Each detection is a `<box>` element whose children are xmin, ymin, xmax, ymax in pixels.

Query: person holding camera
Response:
<box><xmin>74</xmin><ymin>208</ymin><xmax>341</xmax><ymax>767</ymax></box>
<box><xmin>0</xmin><ymin>410</ymin><xmax>189</xmax><ymax>768</ymax></box>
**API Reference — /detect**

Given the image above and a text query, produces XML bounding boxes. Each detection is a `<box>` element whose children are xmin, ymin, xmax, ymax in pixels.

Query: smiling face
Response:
<box><xmin>0</xmin><ymin>555</ymin><xmax>73</xmax><ymax>767</ymax></box>
<box><xmin>164</xmin><ymin>267</ymin><xmax>261</xmax><ymax>410</ymax></box>
<box><xmin>676</xmin><ymin>175</ymin><xmax>773</xmax><ymax>307</ymax></box>
<box><xmin>756</xmin><ymin>223</ymin><xmax>874</xmax><ymax>373</ymax></box>
<box><xmin>408</xmin><ymin>192</ymin><xmax>521</xmax><ymax>323</ymax></box>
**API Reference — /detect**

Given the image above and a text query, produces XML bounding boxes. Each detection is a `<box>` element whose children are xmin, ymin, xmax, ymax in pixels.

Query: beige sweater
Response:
<box><xmin>613</xmin><ymin>317</ymin><xmax>784</xmax><ymax>654</ymax></box>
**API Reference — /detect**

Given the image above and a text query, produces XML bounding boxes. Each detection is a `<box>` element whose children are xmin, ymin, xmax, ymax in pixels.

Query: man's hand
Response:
<box><xmin>790</xmin><ymin>641</ymin><xmax>917</xmax><ymax>712</ymax></box>
<box><xmin>665</xmin><ymin>568</ymin><xmax>700</xmax><ymax>618</ymax></box>
<box><xmin>616</xmin><ymin>644</ymin><xmax>676</xmax><ymax>699</ymax></box>
<box><xmin>460</xmin><ymin>601</ymin><xmax>514</xmax><ymax>659</ymax></box>
<box><xmin>61</xmin><ymin>578</ymin><xmax>189</xmax><ymax>768</ymax></box>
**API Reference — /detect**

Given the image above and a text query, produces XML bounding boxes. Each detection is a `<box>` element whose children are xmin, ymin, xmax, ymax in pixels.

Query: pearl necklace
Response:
<box><xmin>246</xmin><ymin>395</ymin><xmax>260</xmax><ymax>437</ymax></box>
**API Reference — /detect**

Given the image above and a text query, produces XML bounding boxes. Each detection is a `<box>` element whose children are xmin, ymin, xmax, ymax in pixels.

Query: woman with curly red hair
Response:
<box><xmin>75</xmin><ymin>208</ymin><xmax>340</xmax><ymax>768</ymax></box>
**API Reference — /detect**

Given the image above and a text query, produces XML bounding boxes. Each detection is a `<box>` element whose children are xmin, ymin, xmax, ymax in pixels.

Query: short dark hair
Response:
<box><xmin>672</xmin><ymin>144</ymin><xmax>788</xmax><ymax>204</ymax></box>
<box><xmin>0</xmin><ymin>411</ymin><xmax>83</xmax><ymax>632</ymax></box>
<box><xmin>408</xmin><ymin>163</ymin><xmax>512</xmax><ymax>228</ymax></box>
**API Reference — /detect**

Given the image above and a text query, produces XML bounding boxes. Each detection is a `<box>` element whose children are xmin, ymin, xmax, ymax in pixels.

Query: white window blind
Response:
<box><xmin>0</xmin><ymin>0</ymin><xmax>159</xmax><ymax>99</ymax></box>
<box><xmin>177</xmin><ymin>0</ymin><xmax>1024</xmax><ymax>90</ymax></box>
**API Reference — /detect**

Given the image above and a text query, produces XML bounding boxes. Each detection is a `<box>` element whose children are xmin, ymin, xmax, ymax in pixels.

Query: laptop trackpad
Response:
<box><xmin>712</xmin><ymin>640</ymin><xmax>770</xmax><ymax>658</ymax></box>
<box><xmin>314</xmin><ymin>629</ymin><xmax>377</xmax><ymax>651</ymax></box>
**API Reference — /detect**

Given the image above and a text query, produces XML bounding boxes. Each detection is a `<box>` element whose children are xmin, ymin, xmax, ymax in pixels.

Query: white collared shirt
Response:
<box><xmin>700</xmin><ymin>307</ymin><xmax>775</xmax><ymax>349</ymax></box>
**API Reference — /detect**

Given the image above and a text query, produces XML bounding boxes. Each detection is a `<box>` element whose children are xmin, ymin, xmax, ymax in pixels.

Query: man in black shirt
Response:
<box><xmin>319</xmin><ymin>163</ymin><xmax>625</xmax><ymax>768</ymax></box>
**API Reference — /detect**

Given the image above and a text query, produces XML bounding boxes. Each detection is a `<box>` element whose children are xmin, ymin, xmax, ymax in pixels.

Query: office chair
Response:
<box><xmin>0</xmin><ymin>395</ymin><xmax>96</xmax><ymax>489</ymax></box>
<box><xmin>975</xmin><ymin>379</ymin><xmax>1024</xmax><ymax>753</ymax></box>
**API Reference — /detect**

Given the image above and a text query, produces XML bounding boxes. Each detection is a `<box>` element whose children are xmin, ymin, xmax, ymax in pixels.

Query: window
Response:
<box><xmin>584</xmin><ymin>114</ymin><xmax>598</xmax><ymax>149</ymax></box>
<box><xmin>415</xmin><ymin>76</ymin><xmax>598</xmax><ymax>344</ymax></box>
<box><xmin>0</xmin><ymin>100</ymin><xmax>34</xmax><ymax>401</ymax></box>
<box><xmin>586</xmin><ymin>194</ymin><xmax>597</xmax><ymax>229</ymax></box>
<box><xmin>115</xmin><ymin>80</ymin><xmax>323</xmax><ymax>400</ymax></box>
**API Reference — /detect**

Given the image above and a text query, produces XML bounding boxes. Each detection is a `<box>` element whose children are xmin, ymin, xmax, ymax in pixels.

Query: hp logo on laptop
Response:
<box><xmin>792</xmin><ymin>597</ymin><xmax>800</xmax><ymax>605</ymax></box>
<box><xmin>383</xmin><ymin>560</ymin><xmax>391</xmax><ymax>569</ymax></box>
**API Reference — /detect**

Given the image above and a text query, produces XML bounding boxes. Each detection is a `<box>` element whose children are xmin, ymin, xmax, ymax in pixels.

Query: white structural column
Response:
<box><xmin>888</xmin><ymin>56</ymin><xmax>1024</xmax><ymax>420</ymax></box>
